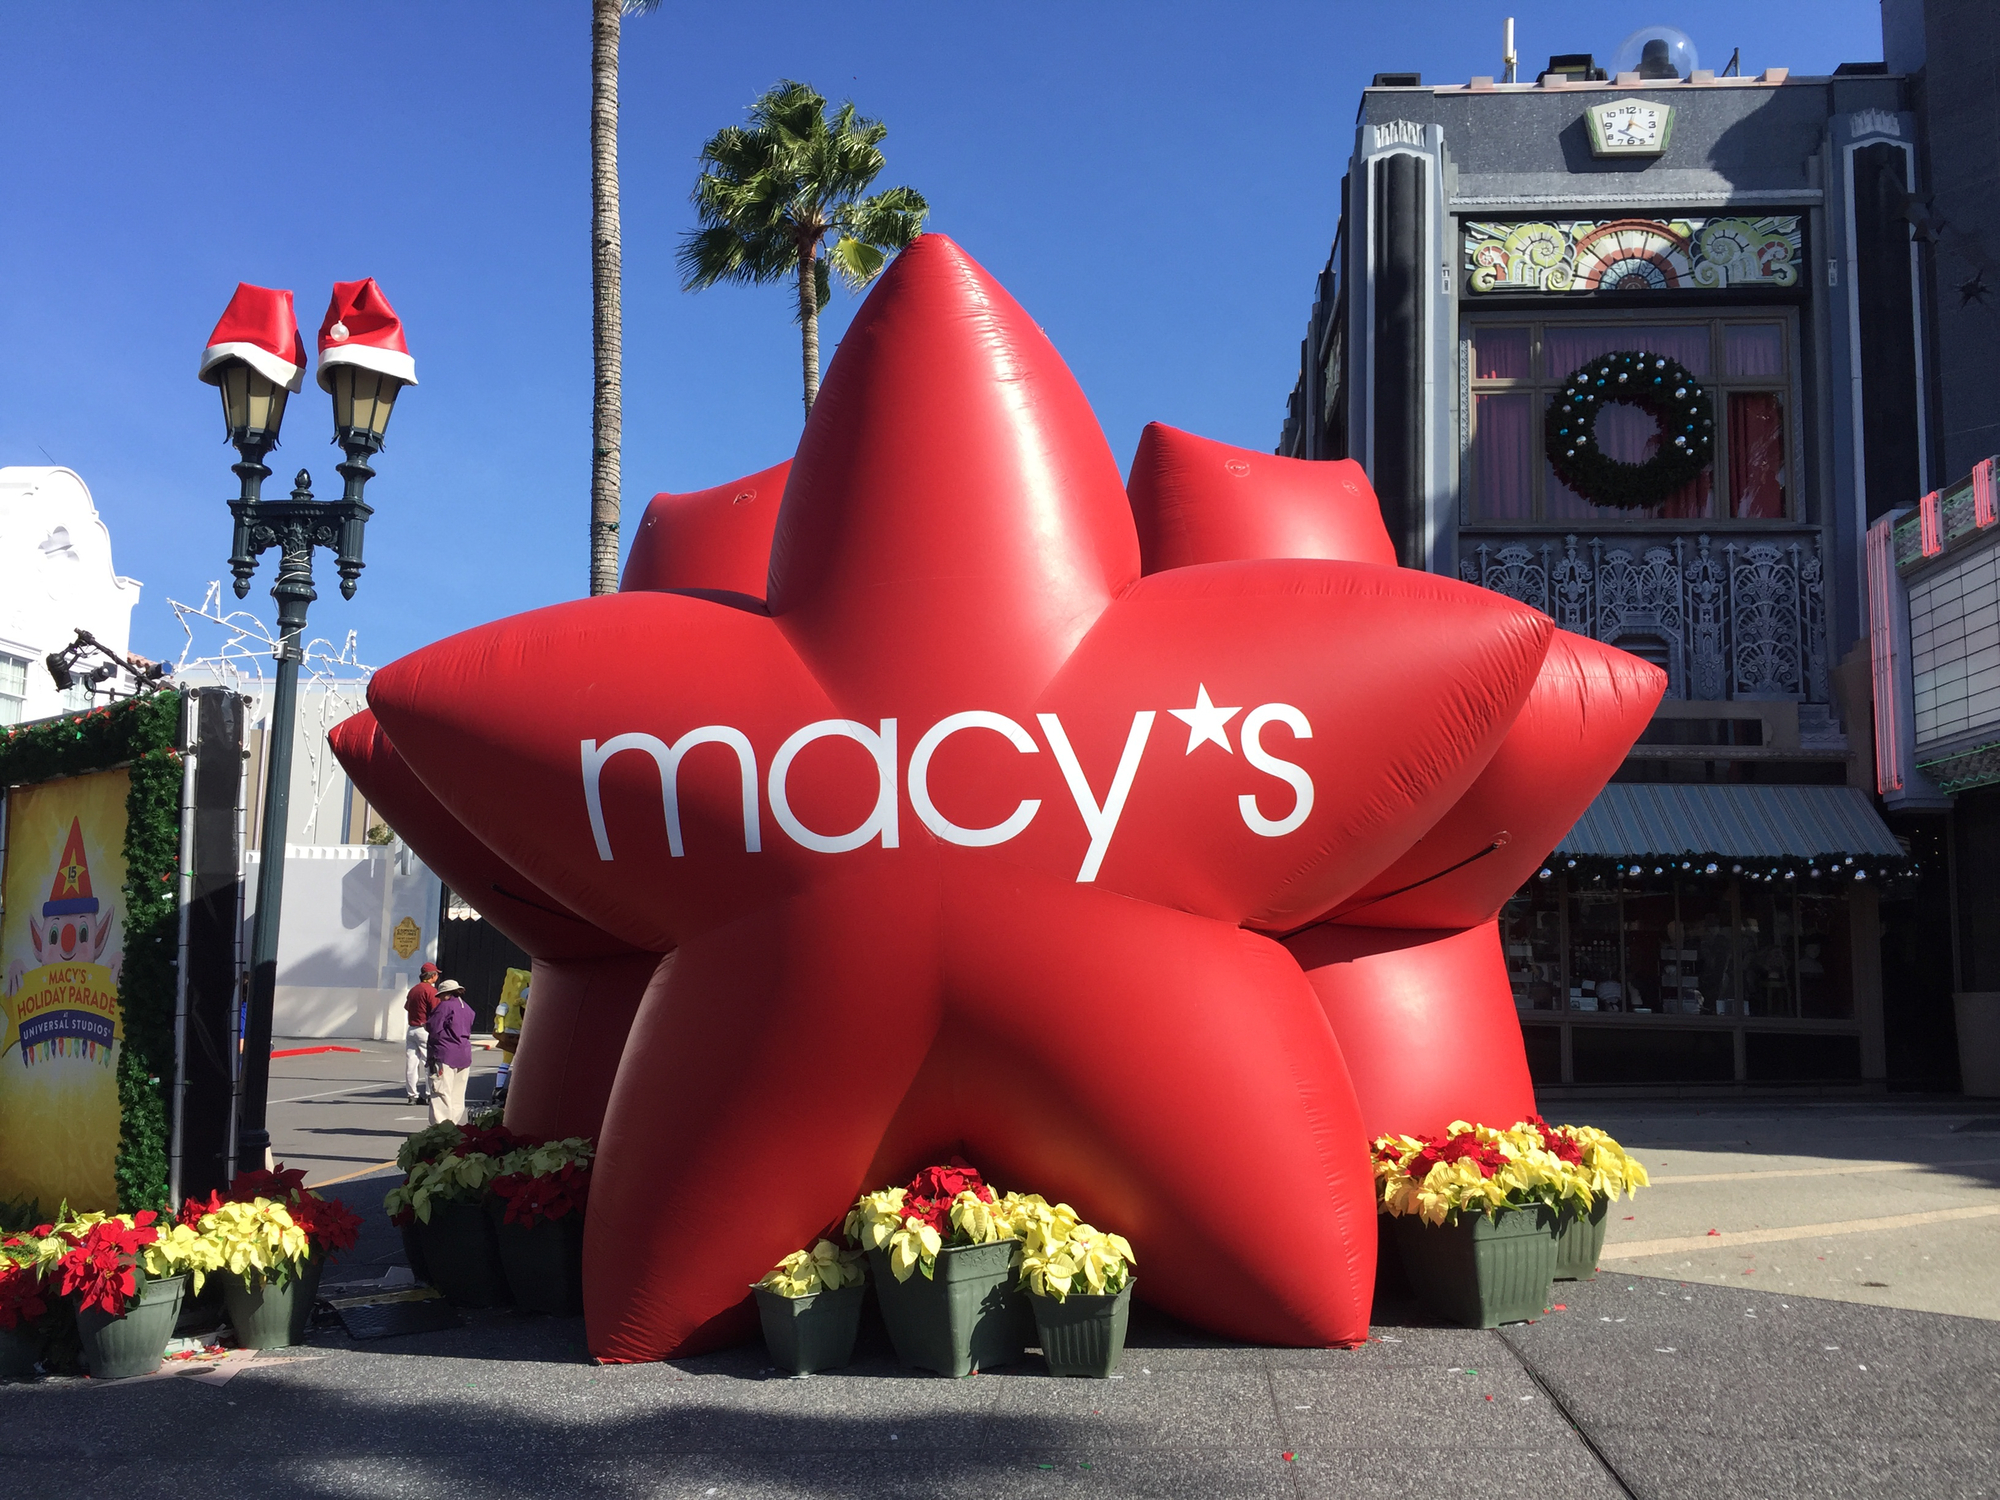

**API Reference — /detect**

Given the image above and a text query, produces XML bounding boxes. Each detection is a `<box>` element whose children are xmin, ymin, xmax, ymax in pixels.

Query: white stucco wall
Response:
<box><xmin>244</xmin><ymin>842</ymin><xmax>441</xmax><ymax>1039</ymax></box>
<box><xmin>0</xmin><ymin>467</ymin><xmax>143</xmax><ymax>724</ymax></box>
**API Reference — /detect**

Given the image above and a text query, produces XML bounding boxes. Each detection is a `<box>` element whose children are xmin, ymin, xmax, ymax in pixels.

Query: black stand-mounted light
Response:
<box><xmin>199</xmin><ymin>279</ymin><xmax>415</xmax><ymax>1174</ymax></box>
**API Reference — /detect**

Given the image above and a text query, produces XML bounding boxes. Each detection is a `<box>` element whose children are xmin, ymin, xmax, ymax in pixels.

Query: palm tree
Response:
<box><xmin>589</xmin><ymin>0</ymin><xmax>660</xmax><ymax>597</ymax></box>
<box><xmin>679</xmin><ymin>81</ymin><xmax>927</xmax><ymax>416</ymax></box>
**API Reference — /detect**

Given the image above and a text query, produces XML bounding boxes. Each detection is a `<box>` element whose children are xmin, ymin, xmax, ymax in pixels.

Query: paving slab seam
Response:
<box><xmin>1499</xmin><ymin>1334</ymin><xmax>1640</xmax><ymax>1500</ymax></box>
<box><xmin>1260</xmin><ymin>1357</ymin><xmax>1307</xmax><ymax>1499</ymax></box>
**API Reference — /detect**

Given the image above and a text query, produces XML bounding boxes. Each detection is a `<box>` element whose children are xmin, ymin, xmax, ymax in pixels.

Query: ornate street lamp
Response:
<box><xmin>199</xmin><ymin>279</ymin><xmax>416</xmax><ymax>1172</ymax></box>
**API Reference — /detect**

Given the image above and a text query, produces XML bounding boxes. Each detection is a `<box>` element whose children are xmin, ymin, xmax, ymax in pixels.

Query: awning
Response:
<box><xmin>1556</xmin><ymin>784</ymin><xmax>1904</xmax><ymax>862</ymax></box>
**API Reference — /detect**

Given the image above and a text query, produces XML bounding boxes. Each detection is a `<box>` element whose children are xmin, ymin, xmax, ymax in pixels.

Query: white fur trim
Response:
<box><xmin>317</xmin><ymin>341</ymin><xmax>416</xmax><ymax>390</ymax></box>
<box><xmin>199</xmin><ymin>341</ymin><xmax>305</xmax><ymax>392</ymax></box>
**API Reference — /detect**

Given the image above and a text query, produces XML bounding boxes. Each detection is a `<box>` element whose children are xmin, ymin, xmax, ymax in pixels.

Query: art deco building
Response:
<box><xmin>1277</xmin><ymin>26</ymin><xmax>1977</xmax><ymax>1092</ymax></box>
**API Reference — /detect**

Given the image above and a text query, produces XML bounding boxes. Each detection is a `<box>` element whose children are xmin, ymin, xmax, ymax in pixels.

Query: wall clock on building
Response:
<box><xmin>1586</xmin><ymin>98</ymin><xmax>1675</xmax><ymax>157</ymax></box>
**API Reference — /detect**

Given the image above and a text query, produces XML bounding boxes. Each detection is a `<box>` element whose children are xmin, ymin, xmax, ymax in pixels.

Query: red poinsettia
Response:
<box><xmin>177</xmin><ymin>1189</ymin><xmax>226</xmax><ymax>1229</ymax></box>
<box><xmin>460</xmin><ymin>1124</ymin><xmax>528</xmax><ymax>1160</ymax></box>
<box><xmin>0</xmin><ymin>1257</ymin><xmax>48</xmax><ymax>1332</ymax></box>
<box><xmin>229</xmin><ymin>1166</ymin><xmax>309</xmax><ymax>1201</ymax></box>
<box><xmin>288</xmin><ymin>1191</ymin><xmax>364</xmax><ymax>1254</ymax></box>
<box><xmin>895</xmin><ymin>1160</ymin><xmax>998</xmax><ymax>1239</ymax></box>
<box><xmin>490</xmin><ymin>1162</ymin><xmax>589</xmax><ymax>1228</ymax></box>
<box><xmin>1402</xmin><ymin>1133</ymin><xmax>1508</xmax><ymax>1182</ymax></box>
<box><xmin>1522</xmin><ymin>1115</ymin><xmax>1585</xmax><ymax>1166</ymax></box>
<box><xmin>55</xmin><ymin>1212</ymin><xmax>160</xmax><ymax>1318</ymax></box>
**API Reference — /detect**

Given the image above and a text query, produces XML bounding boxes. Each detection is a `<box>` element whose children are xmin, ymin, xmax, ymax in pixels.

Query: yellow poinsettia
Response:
<box><xmin>198</xmin><ymin>1198</ymin><xmax>311</xmax><ymax>1286</ymax></box>
<box><xmin>384</xmin><ymin>1149</ymin><xmax>505</xmax><ymax>1225</ymax></box>
<box><xmin>1545</xmin><ymin>1123</ymin><xmax>1650</xmax><ymax>1199</ymax></box>
<box><xmin>142</xmin><ymin>1221</ymin><xmax>223</xmax><ymax>1293</ymax></box>
<box><xmin>1372</xmin><ymin>1121</ymin><xmax>1582</xmax><ymax>1226</ymax></box>
<box><xmin>756</xmin><ymin>1238</ymin><xmax>867</xmax><ymax>1298</ymax></box>
<box><xmin>1012</xmin><ymin>1197</ymin><xmax>1136</xmax><ymax>1303</ymax></box>
<box><xmin>845</xmin><ymin>1183</ymin><xmax>1024</xmax><ymax>1282</ymax></box>
<box><xmin>495</xmin><ymin>1137</ymin><xmax>595</xmax><ymax>1180</ymax></box>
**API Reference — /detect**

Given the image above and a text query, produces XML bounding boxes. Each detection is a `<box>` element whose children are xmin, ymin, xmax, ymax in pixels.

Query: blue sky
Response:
<box><xmin>3</xmin><ymin>1</ymin><xmax>1883</xmax><ymax>667</ymax></box>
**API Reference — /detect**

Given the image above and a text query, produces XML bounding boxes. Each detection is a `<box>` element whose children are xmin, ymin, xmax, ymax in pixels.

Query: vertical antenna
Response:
<box><xmin>1503</xmin><ymin>17</ymin><xmax>1518</xmax><ymax>83</ymax></box>
<box><xmin>1723</xmin><ymin>46</ymin><xmax>1741</xmax><ymax>76</ymax></box>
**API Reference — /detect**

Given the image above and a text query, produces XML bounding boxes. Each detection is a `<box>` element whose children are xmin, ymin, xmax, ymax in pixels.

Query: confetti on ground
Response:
<box><xmin>1551</xmin><ymin>1303</ymin><xmax>1567</xmax><ymax>1311</ymax></box>
<box><xmin>1282</xmin><ymin>1453</ymin><xmax>1295</xmax><ymax>1462</ymax></box>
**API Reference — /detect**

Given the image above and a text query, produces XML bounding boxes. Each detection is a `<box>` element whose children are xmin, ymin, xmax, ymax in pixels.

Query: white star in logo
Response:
<box><xmin>1169</xmin><ymin>683</ymin><xmax>1241</xmax><ymax>754</ymax></box>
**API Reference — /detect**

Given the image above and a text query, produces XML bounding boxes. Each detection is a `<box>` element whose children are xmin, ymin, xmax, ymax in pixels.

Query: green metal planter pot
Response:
<box><xmin>867</xmin><ymin>1241</ymin><xmax>1027</xmax><ymax>1377</ymax></box>
<box><xmin>77</xmin><ymin>1272</ymin><xmax>185</xmax><ymax>1381</ymax></box>
<box><xmin>1030</xmin><ymin>1279</ymin><xmax>1135</xmax><ymax>1378</ymax></box>
<box><xmin>1393</xmin><ymin>1206</ymin><xmax>1558</xmax><ymax>1329</ymax></box>
<box><xmin>416</xmin><ymin>1199</ymin><xmax>512</xmax><ymax>1308</ymax></box>
<box><xmin>753</xmin><ymin>1282</ymin><xmax>865</xmax><ymax>1374</ymax></box>
<box><xmin>486</xmin><ymin>1202</ymin><xmax>584</xmax><ymax>1316</ymax></box>
<box><xmin>1554</xmin><ymin>1199</ymin><xmax>1610</xmax><ymax>1281</ymax></box>
<box><xmin>400</xmin><ymin>1219</ymin><xmax>433</xmax><ymax>1286</ymax></box>
<box><xmin>0</xmin><ymin>1323</ymin><xmax>40</xmax><ymax>1378</ymax></box>
<box><xmin>222</xmin><ymin>1254</ymin><xmax>325</xmax><ymax>1349</ymax></box>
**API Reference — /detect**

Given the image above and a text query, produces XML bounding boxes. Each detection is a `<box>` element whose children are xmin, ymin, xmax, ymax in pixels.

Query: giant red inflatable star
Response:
<box><xmin>367</xmin><ymin>236</ymin><xmax>1557</xmax><ymax>1362</ymax></box>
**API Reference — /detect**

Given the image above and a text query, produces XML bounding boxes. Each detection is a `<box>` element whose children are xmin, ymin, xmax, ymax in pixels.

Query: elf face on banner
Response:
<box><xmin>0</xmin><ymin>770</ymin><xmax>130</xmax><ymax>1212</ymax></box>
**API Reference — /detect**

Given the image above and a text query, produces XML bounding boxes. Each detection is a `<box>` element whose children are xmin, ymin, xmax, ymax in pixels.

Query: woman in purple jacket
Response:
<box><xmin>425</xmin><ymin>979</ymin><xmax>475</xmax><ymax>1125</ymax></box>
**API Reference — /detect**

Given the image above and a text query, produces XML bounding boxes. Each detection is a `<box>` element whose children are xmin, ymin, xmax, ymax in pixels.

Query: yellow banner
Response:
<box><xmin>0</xmin><ymin>769</ymin><xmax>131</xmax><ymax>1212</ymax></box>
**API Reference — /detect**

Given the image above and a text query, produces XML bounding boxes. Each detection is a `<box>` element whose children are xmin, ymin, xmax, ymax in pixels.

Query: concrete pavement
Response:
<box><xmin>1565</xmin><ymin>1102</ymin><xmax>2000</xmax><ymax>1319</ymax></box>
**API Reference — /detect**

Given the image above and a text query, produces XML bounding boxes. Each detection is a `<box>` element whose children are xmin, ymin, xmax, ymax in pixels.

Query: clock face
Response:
<box><xmin>1588</xmin><ymin>98</ymin><xmax>1675</xmax><ymax>157</ymax></box>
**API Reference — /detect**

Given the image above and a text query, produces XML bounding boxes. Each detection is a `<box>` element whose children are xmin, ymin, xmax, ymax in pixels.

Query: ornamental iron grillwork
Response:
<box><xmin>1464</xmin><ymin>217</ymin><xmax>1802</xmax><ymax>294</ymax></box>
<box><xmin>1459</xmin><ymin>532</ymin><xmax>1829</xmax><ymax>702</ymax></box>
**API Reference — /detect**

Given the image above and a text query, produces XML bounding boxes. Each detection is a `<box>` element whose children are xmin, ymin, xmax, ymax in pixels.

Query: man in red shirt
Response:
<box><xmin>404</xmin><ymin>962</ymin><xmax>441</xmax><ymax>1105</ymax></box>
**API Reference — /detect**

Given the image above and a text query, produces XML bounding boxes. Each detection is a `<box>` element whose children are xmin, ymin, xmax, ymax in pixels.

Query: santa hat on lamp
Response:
<box><xmin>316</xmin><ymin>278</ymin><xmax>417</xmax><ymax>390</ymax></box>
<box><xmin>198</xmin><ymin>283</ymin><xmax>306</xmax><ymax>390</ymax></box>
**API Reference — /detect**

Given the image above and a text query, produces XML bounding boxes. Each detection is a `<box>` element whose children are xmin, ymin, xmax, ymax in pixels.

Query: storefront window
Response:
<box><xmin>1552</xmin><ymin>877</ymin><xmax>1852</xmax><ymax>1021</ymax></box>
<box><xmin>1500</xmin><ymin>883</ymin><xmax>1563</xmax><ymax>1010</ymax></box>
<box><xmin>1567</xmin><ymin>891</ymin><xmax>1621</xmax><ymax>1011</ymax></box>
<box><xmin>1796</xmin><ymin>896</ymin><xmax>1854</xmax><ymax>1019</ymax></box>
<box><xmin>1674</xmin><ymin>878</ymin><xmax>1742</xmax><ymax>1016</ymax></box>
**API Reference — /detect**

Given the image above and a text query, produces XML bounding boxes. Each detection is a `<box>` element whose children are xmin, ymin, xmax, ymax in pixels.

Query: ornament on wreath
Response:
<box><xmin>1544</xmin><ymin>350</ymin><xmax>1714</xmax><ymax>510</ymax></box>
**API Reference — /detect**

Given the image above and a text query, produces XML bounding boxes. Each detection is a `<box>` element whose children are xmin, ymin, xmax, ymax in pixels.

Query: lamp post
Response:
<box><xmin>201</xmin><ymin>280</ymin><xmax>412</xmax><ymax>1173</ymax></box>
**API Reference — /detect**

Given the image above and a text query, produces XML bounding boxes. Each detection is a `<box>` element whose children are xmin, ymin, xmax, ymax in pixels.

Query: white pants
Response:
<box><xmin>404</xmin><ymin>1026</ymin><xmax>430</xmax><ymax>1099</ymax></box>
<box><xmin>429</xmin><ymin>1064</ymin><xmax>468</xmax><ymax>1126</ymax></box>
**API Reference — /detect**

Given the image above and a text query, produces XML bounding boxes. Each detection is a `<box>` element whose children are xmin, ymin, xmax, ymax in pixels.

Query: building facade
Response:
<box><xmin>1867</xmin><ymin>0</ymin><xmax>2000</xmax><ymax>1095</ymax></box>
<box><xmin>0</xmin><ymin>467</ymin><xmax>143</xmax><ymax>724</ymax></box>
<box><xmin>1279</xmin><ymin>40</ymin><xmax>1946</xmax><ymax>1089</ymax></box>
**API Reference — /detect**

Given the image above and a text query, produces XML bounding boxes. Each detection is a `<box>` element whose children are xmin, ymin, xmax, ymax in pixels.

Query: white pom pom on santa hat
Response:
<box><xmin>198</xmin><ymin>283</ymin><xmax>307</xmax><ymax>391</ymax></box>
<box><xmin>316</xmin><ymin>278</ymin><xmax>417</xmax><ymax>391</ymax></box>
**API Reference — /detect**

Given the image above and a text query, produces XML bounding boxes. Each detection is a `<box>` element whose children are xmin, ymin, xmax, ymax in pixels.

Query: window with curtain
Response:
<box><xmin>0</xmin><ymin>653</ymin><xmax>26</xmax><ymax>726</ymax></box>
<box><xmin>1466</xmin><ymin>317</ymin><xmax>1792</xmax><ymax>522</ymax></box>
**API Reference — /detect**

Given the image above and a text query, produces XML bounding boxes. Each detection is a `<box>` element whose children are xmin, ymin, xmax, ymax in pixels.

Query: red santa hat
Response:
<box><xmin>317</xmin><ymin>278</ymin><xmax>417</xmax><ymax>391</ymax></box>
<box><xmin>199</xmin><ymin>283</ymin><xmax>307</xmax><ymax>391</ymax></box>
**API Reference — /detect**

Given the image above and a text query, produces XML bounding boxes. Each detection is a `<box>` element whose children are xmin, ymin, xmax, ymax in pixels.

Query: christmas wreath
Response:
<box><xmin>1545</xmin><ymin>350</ymin><xmax>1714</xmax><ymax>509</ymax></box>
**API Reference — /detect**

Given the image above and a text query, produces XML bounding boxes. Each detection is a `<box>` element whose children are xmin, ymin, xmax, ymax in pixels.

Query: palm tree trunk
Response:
<box><xmin>798</xmin><ymin>240</ymin><xmax>820</xmax><ymax>416</ymax></box>
<box><xmin>588</xmin><ymin>0</ymin><xmax>624</xmax><ymax>595</ymax></box>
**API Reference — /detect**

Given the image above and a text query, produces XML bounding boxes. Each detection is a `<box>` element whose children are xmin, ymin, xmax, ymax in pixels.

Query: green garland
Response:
<box><xmin>1545</xmin><ymin>350</ymin><xmax>1715</xmax><ymax>509</ymax></box>
<box><xmin>0</xmin><ymin>692</ymin><xmax>184</xmax><ymax>1214</ymax></box>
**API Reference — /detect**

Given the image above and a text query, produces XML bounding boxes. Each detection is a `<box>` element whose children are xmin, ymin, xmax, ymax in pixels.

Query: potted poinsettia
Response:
<box><xmin>0</xmin><ymin>1234</ymin><xmax>53</xmax><ymax>1378</ymax></box>
<box><xmin>1519</xmin><ymin>1119</ymin><xmax>1649</xmax><ymax>1281</ymax></box>
<box><xmin>486</xmin><ymin>1136</ymin><xmax>594</xmax><ymax>1315</ymax></box>
<box><xmin>385</xmin><ymin>1120</ymin><xmax>469</xmax><ymax>1285</ymax></box>
<box><xmin>752</xmin><ymin>1237</ymin><xmax>867</xmax><ymax>1375</ymax></box>
<box><xmin>182</xmin><ymin>1165</ymin><xmax>362</xmax><ymax>1348</ymax></box>
<box><xmin>1373</xmin><ymin>1121</ymin><xmax>1573</xmax><ymax>1329</ymax></box>
<box><xmin>384</xmin><ymin>1121</ymin><xmax>520</xmax><ymax>1307</ymax></box>
<box><xmin>845</xmin><ymin>1162</ymin><xmax>1029</xmax><ymax>1377</ymax></box>
<box><xmin>37</xmin><ymin>1210</ymin><xmax>208</xmax><ymax>1380</ymax></box>
<box><xmin>1013</xmin><ymin>1196</ymin><xmax>1137</xmax><ymax>1379</ymax></box>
